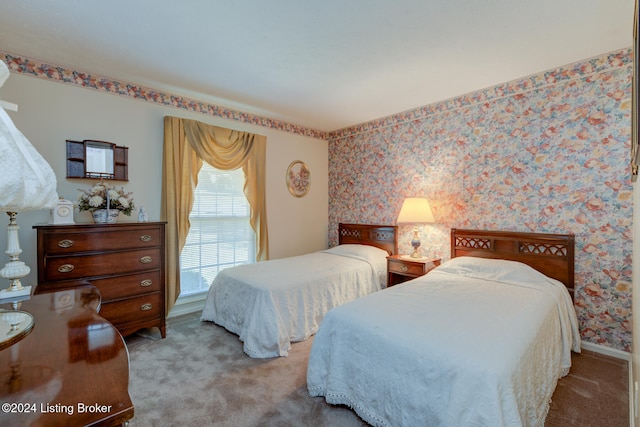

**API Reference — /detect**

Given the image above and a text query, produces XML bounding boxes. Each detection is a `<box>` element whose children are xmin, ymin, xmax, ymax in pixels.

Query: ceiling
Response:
<box><xmin>0</xmin><ymin>0</ymin><xmax>634</xmax><ymax>132</ymax></box>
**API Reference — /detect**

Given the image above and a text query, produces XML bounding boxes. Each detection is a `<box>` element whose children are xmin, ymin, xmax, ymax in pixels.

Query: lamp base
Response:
<box><xmin>0</xmin><ymin>285</ymin><xmax>31</xmax><ymax>300</ymax></box>
<box><xmin>409</xmin><ymin>248</ymin><xmax>422</xmax><ymax>258</ymax></box>
<box><xmin>0</xmin><ymin>212</ymin><xmax>32</xmax><ymax>302</ymax></box>
<box><xmin>410</xmin><ymin>226</ymin><xmax>422</xmax><ymax>258</ymax></box>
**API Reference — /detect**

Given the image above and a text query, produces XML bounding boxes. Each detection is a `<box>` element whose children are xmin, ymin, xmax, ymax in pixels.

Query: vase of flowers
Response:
<box><xmin>76</xmin><ymin>181</ymin><xmax>135</xmax><ymax>224</ymax></box>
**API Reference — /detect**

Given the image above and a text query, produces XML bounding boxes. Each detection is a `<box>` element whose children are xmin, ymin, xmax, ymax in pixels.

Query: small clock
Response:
<box><xmin>51</xmin><ymin>198</ymin><xmax>75</xmax><ymax>225</ymax></box>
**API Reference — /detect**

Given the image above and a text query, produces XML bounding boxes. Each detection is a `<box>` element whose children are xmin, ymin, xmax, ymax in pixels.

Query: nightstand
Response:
<box><xmin>386</xmin><ymin>255</ymin><xmax>441</xmax><ymax>287</ymax></box>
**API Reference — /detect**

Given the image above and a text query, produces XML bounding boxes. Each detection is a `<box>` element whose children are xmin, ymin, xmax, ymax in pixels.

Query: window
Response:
<box><xmin>179</xmin><ymin>163</ymin><xmax>255</xmax><ymax>297</ymax></box>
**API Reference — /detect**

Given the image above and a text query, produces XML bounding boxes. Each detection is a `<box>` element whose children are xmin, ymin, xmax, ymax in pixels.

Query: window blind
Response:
<box><xmin>179</xmin><ymin>163</ymin><xmax>255</xmax><ymax>297</ymax></box>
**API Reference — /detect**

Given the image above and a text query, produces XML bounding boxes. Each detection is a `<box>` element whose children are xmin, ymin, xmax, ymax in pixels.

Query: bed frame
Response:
<box><xmin>339</xmin><ymin>223</ymin><xmax>398</xmax><ymax>255</ymax></box>
<box><xmin>451</xmin><ymin>229</ymin><xmax>575</xmax><ymax>298</ymax></box>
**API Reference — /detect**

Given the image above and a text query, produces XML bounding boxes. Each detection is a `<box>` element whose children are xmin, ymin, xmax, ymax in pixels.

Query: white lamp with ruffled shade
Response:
<box><xmin>0</xmin><ymin>60</ymin><xmax>58</xmax><ymax>299</ymax></box>
<box><xmin>396</xmin><ymin>197</ymin><xmax>435</xmax><ymax>259</ymax></box>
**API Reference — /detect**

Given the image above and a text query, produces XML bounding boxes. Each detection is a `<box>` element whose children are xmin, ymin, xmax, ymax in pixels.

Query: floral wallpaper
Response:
<box><xmin>327</xmin><ymin>49</ymin><xmax>633</xmax><ymax>352</ymax></box>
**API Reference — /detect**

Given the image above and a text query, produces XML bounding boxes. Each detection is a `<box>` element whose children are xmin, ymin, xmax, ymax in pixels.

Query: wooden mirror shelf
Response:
<box><xmin>66</xmin><ymin>139</ymin><xmax>129</xmax><ymax>181</ymax></box>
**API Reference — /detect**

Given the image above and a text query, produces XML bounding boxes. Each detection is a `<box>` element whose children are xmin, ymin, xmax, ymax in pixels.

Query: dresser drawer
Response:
<box><xmin>86</xmin><ymin>271</ymin><xmax>162</xmax><ymax>302</ymax></box>
<box><xmin>388</xmin><ymin>259</ymin><xmax>425</xmax><ymax>276</ymax></box>
<box><xmin>44</xmin><ymin>248</ymin><xmax>162</xmax><ymax>281</ymax></box>
<box><xmin>99</xmin><ymin>293</ymin><xmax>162</xmax><ymax>326</ymax></box>
<box><xmin>42</xmin><ymin>228</ymin><xmax>162</xmax><ymax>254</ymax></box>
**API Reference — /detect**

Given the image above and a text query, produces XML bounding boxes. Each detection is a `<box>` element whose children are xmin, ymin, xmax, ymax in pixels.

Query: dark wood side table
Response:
<box><xmin>387</xmin><ymin>255</ymin><xmax>441</xmax><ymax>287</ymax></box>
<box><xmin>0</xmin><ymin>286</ymin><xmax>134</xmax><ymax>426</ymax></box>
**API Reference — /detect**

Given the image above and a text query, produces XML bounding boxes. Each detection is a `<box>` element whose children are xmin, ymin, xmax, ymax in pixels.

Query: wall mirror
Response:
<box><xmin>66</xmin><ymin>139</ymin><xmax>128</xmax><ymax>181</ymax></box>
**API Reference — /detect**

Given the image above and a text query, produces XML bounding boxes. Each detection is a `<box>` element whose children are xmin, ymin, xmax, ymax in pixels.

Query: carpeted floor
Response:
<box><xmin>125</xmin><ymin>313</ymin><xmax>629</xmax><ymax>427</ymax></box>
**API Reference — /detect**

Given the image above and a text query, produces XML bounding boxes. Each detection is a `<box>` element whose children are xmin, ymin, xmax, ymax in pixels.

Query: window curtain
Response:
<box><xmin>162</xmin><ymin>116</ymin><xmax>268</xmax><ymax>314</ymax></box>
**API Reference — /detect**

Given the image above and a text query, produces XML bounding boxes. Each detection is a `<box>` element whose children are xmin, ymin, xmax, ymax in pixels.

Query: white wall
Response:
<box><xmin>0</xmin><ymin>73</ymin><xmax>328</xmax><ymax>288</ymax></box>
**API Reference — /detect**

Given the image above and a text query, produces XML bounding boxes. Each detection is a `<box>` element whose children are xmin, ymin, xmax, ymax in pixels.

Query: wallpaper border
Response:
<box><xmin>0</xmin><ymin>51</ymin><xmax>329</xmax><ymax>140</ymax></box>
<box><xmin>1</xmin><ymin>48</ymin><xmax>631</xmax><ymax>143</ymax></box>
<box><xmin>327</xmin><ymin>48</ymin><xmax>632</xmax><ymax>141</ymax></box>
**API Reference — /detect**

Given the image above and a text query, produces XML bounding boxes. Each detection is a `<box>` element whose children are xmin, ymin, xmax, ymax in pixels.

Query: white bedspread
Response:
<box><xmin>201</xmin><ymin>244</ymin><xmax>388</xmax><ymax>358</ymax></box>
<box><xmin>307</xmin><ymin>257</ymin><xmax>580</xmax><ymax>427</ymax></box>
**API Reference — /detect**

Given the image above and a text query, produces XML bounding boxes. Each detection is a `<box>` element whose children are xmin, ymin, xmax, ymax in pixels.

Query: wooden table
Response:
<box><xmin>0</xmin><ymin>286</ymin><xmax>134</xmax><ymax>426</ymax></box>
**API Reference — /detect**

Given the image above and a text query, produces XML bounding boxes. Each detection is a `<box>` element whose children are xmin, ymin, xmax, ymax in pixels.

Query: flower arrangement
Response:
<box><xmin>76</xmin><ymin>180</ymin><xmax>135</xmax><ymax>216</ymax></box>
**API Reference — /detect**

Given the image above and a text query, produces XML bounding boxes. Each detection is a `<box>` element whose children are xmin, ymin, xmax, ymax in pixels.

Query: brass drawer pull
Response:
<box><xmin>400</xmin><ymin>265</ymin><xmax>408</xmax><ymax>272</ymax></box>
<box><xmin>58</xmin><ymin>264</ymin><xmax>75</xmax><ymax>273</ymax></box>
<box><xmin>140</xmin><ymin>303</ymin><xmax>152</xmax><ymax>311</ymax></box>
<box><xmin>140</xmin><ymin>256</ymin><xmax>152</xmax><ymax>264</ymax></box>
<box><xmin>140</xmin><ymin>279</ymin><xmax>153</xmax><ymax>287</ymax></box>
<box><xmin>140</xmin><ymin>234</ymin><xmax>152</xmax><ymax>242</ymax></box>
<box><xmin>57</xmin><ymin>239</ymin><xmax>75</xmax><ymax>248</ymax></box>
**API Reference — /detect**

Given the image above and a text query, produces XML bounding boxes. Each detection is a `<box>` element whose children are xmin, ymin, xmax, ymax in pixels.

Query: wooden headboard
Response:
<box><xmin>339</xmin><ymin>223</ymin><xmax>398</xmax><ymax>255</ymax></box>
<box><xmin>451</xmin><ymin>229</ymin><xmax>575</xmax><ymax>298</ymax></box>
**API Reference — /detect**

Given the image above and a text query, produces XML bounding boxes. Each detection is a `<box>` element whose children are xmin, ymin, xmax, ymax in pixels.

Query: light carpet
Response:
<box><xmin>125</xmin><ymin>315</ymin><xmax>366</xmax><ymax>427</ymax></box>
<box><xmin>125</xmin><ymin>313</ymin><xmax>628</xmax><ymax>427</ymax></box>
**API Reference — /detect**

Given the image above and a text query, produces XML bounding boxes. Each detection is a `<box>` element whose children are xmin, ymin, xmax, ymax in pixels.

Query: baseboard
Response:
<box><xmin>581</xmin><ymin>340</ymin><xmax>631</xmax><ymax>361</ymax></box>
<box><xmin>167</xmin><ymin>294</ymin><xmax>206</xmax><ymax>318</ymax></box>
<box><xmin>630</xmin><ymin>363</ymin><xmax>635</xmax><ymax>427</ymax></box>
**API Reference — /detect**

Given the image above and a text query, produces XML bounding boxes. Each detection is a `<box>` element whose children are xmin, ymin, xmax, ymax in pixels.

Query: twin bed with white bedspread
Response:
<box><xmin>201</xmin><ymin>223</ymin><xmax>397</xmax><ymax>358</ymax></box>
<box><xmin>307</xmin><ymin>229</ymin><xmax>580</xmax><ymax>427</ymax></box>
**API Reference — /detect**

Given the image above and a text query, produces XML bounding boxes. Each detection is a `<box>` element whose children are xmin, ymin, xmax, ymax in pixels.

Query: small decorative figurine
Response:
<box><xmin>138</xmin><ymin>206</ymin><xmax>149</xmax><ymax>222</ymax></box>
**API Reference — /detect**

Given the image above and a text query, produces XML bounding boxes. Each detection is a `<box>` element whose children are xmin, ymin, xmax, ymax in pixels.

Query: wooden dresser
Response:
<box><xmin>33</xmin><ymin>222</ymin><xmax>166</xmax><ymax>338</ymax></box>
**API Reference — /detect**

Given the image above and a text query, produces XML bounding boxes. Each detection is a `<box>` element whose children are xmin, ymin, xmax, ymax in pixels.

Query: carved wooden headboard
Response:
<box><xmin>451</xmin><ymin>229</ymin><xmax>575</xmax><ymax>298</ymax></box>
<box><xmin>338</xmin><ymin>223</ymin><xmax>398</xmax><ymax>255</ymax></box>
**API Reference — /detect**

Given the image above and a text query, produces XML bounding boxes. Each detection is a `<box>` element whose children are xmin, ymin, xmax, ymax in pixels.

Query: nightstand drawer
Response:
<box><xmin>388</xmin><ymin>259</ymin><xmax>425</xmax><ymax>276</ymax></box>
<box><xmin>386</xmin><ymin>256</ymin><xmax>441</xmax><ymax>287</ymax></box>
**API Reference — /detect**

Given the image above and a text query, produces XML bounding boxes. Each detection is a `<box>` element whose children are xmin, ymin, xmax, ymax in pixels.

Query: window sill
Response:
<box><xmin>168</xmin><ymin>292</ymin><xmax>207</xmax><ymax>318</ymax></box>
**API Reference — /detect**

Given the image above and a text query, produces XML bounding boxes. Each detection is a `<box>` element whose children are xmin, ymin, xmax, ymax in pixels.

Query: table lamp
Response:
<box><xmin>396</xmin><ymin>197</ymin><xmax>435</xmax><ymax>258</ymax></box>
<box><xmin>0</xmin><ymin>60</ymin><xmax>59</xmax><ymax>299</ymax></box>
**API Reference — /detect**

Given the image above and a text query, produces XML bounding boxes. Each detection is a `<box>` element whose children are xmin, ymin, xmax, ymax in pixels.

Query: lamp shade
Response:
<box><xmin>0</xmin><ymin>60</ymin><xmax>58</xmax><ymax>299</ymax></box>
<box><xmin>397</xmin><ymin>198</ymin><xmax>435</xmax><ymax>224</ymax></box>
<box><xmin>0</xmin><ymin>60</ymin><xmax>58</xmax><ymax>212</ymax></box>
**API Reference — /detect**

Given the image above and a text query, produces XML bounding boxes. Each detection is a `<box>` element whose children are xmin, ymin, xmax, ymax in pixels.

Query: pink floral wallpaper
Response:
<box><xmin>327</xmin><ymin>49</ymin><xmax>632</xmax><ymax>352</ymax></box>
